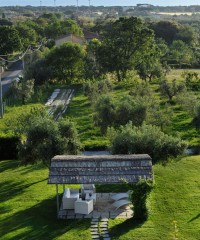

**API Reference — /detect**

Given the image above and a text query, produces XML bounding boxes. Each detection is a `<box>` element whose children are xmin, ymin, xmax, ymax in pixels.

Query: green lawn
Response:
<box><xmin>0</xmin><ymin>156</ymin><xmax>200</xmax><ymax>239</ymax></box>
<box><xmin>66</xmin><ymin>88</ymin><xmax>109</xmax><ymax>149</ymax></box>
<box><xmin>0</xmin><ymin>161</ymin><xmax>90</xmax><ymax>240</ymax></box>
<box><xmin>109</xmin><ymin>156</ymin><xmax>200</xmax><ymax>240</ymax></box>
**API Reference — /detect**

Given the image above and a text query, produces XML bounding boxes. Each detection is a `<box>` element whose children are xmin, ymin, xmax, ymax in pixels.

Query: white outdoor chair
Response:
<box><xmin>62</xmin><ymin>188</ymin><xmax>79</xmax><ymax>210</ymax></box>
<box><xmin>112</xmin><ymin>199</ymin><xmax>130</xmax><ymax>211</ymax></box>
<box><xmin>81</xmin><ymin>184</ymin><xmax>96</xmax><ymax>194</ymax></box>
<box><xmin>111</xmin><ymin>192</ymin><xmax>130</xmax><ymax>201</ymax></box>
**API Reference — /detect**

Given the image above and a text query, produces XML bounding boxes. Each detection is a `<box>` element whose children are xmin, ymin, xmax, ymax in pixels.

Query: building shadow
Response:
<box><xmin>1</xmin><ymin>196</ymin><xmax>90</xmax><ymax>240</ymax></box>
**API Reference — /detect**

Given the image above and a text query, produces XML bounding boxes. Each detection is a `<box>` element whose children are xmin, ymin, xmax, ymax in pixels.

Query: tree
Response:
<box><xmin>11</xmin><ymin>76</ymin><xmax>34</xmax><ymax>104</ymax></box>
<box><xmin>93</xmin><ymin>95</ymin><xmax>116</xmax><ymax>134</ymax></box>
<box><xmin>46</xmin><ymin>42</ymin><xmax>86</xmax><ymax>84</ymax></box>
<box><xmin>58</xmin><ymin>118</ymin><xmax>81</xmax><ymax>154</ymax></box>
<box><xmin>168</xmin><ymin>40</ymin><xmax>194</xmax><ymax>67</ymax></box>
<box><xmin>136</xmin><ymin>40</ymin><xmax>168</xmax><ymax>81</ymax></box>
<box><xmin>15</xmin><ymin>23</ymin><xmax>38</xmax><ymax>49</ymax></box>
<box><xmin>18</xmin><ymin>115</ymin><xmax>64</xmax><ymax>165</ymax></box>
<box><xmin>0</xmin><ymin>26</ymin><xmax>21</xmax><ymax>54</ymax></box>
<box><xmin>160</xmin><ymin>79</ymin><xmax>186</xmax><ymax>103</ymax></box>
<box><xmin>192</xmin><ymin>105</ymin><xmax>200</xmax><ymax>130</ymax></box>
<box><xmin>115</xmin><ymin>95</ymin><xmax>147</xmax><ymax>127</ymax></box>
<box><xmin>150</xmin><ymin>20</ymin><xmax>180</xmax><ymax>44</ymax></box>
<box><xmin>84</xmin><ymin>38</ymin><xmax>102</xmax><ymax>79</ymax></box>
<box><xmin>96</xmin><ymin>17</ymin><xmax>156</xmax><ymax>81</ymax></box>
<box><xmin>18</xmin><ymin>111</ymin><xmax>81</xmax><ymax>165</ymax></box>
<box><xmin>108</xmin><ymin>122</ymin><xmax>186</xmax><ymax>163</ymax></box>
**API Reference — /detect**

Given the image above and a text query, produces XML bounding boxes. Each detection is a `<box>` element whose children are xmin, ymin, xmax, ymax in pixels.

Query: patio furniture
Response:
<box><xmin>112</xmin><ymin>199</ymin><xmax>130</xmax><ymax>211</ymax></box>
<box><xmin>111</xmin><ymin>192</ymin><xmax>130</xmax><ymax>201</ymax></box>
<box><xmin>81</xmin><ymin>184</ymin><xmax>96</xmax><ymax>194</ymax></box>
<box><xmin>62</xmin><ymin>188</ymin><xmax>79</xmax><ymax>210</ymax></box>
<box><xmin>74</xmin><ymin>199</ymin><xmax>93</xmax><ymax>214</ymax></box>
<box><xmin>85</xmin><ymin>192</ymin><xmax>97</xmax><ymax>204</ymax></box>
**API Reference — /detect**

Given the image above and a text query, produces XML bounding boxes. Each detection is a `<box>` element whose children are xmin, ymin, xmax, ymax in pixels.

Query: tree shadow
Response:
<box><xmin>109</xmin><ymin>218</ymin><xmax>145</xmax><ymax>238</ymax></box>
<box><xmin>188</xmin><ymin>213</ymin><xmax>200</xmax><ymax>223</ymax></box>
<box><xmin>1</xmin><ymin>196</ymin><xmax>90</xmax><ymax>240</ymax></box>
<box><xmin>0</xmin><ymin>178</ymin><xmax>48</xmax><ymax>203</ymax></box>
<box><xmin>0</xmin><ymin>160</ymin><xmax>20</xmax><ymax>173</ymax></box>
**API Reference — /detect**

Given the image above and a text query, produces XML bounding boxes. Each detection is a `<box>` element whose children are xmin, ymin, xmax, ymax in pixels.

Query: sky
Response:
<box><xmin>0</xmin><ymin>0</ymin><xmax>200</xmax><ymax>7</ymax></box>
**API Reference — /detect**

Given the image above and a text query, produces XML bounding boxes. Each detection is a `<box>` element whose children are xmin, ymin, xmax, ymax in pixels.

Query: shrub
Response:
<box><xmin>130</xmin><ymin>179</ymin><xmax>153</xmax><ymax>221</ymax></box>
<box><xmin>108</xmin><ymin>122</ymin><xmax>186</xmax><ymax>163</ymax></box>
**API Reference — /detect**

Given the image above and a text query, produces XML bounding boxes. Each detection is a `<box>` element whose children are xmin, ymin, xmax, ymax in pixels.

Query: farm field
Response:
<box><xmin>0</xmin><ymin>156</ymin><xmax>199</xmax><ymax>239</ymax></box>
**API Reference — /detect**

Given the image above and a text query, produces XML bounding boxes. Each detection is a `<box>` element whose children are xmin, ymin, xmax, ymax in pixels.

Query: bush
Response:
<box><xmin>130</xmin><ymin>179</ymin><xmax>153</xmax><ymax>221</ymax></box>
<box><xmin>108</xmin><ymin>122</ymin><xmax>186</xmax><ymax>163</ymax></box>
<box><xmin>0</xmin><ymin>136</ymin><xmax>20</xmax><ymax>160</ymax></box>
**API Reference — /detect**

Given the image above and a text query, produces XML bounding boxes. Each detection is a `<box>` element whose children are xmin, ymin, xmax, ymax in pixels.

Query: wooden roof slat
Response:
<box><xmin>48</xmin><ymin>154</ymin><xmax>153</xmax><ymax>184</ymax></box>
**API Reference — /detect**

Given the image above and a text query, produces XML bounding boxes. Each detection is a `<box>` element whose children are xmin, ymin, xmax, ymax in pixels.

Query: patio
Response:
<box><xmin>58</xmin><ymin>192</ymin><xmax>133</xmax><ymax>219</ymax></box>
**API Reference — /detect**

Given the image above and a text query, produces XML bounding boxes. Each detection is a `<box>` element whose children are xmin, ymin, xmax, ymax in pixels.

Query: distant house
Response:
<box><xmin>83</xmin><ymin>30</ymin><xmax>100</xmax><ymax>42</ymax></box>
<box><xmin>55</xmin><ymin>34</ymin><xmax>85</xmax><ymax>46</ymax></box>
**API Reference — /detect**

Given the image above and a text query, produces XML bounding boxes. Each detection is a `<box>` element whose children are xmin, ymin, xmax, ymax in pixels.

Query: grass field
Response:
<box><xmin>0</xmin><ymin>156</ymin><xmax>199</xmax><ymax>239</ymax></box>
<box><xmin>108</xmin><ymin>156</ymin><xmax>200</xmax><ymax>240</ymax></box>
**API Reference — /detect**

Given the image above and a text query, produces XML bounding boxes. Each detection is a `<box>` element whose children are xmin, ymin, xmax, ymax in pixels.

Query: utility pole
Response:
<box><xmin>0</xmin><ymin>66</ymin><xmax>3</xmax><ymax>118</ymax></box>
<box><xmin>88</xmin><ymin>0</ymin><xmax>91</xmax><ymax>17</ymax></box>
<box><xmin>76</xmin><ymin>0</ymin><xmax>79</xmax><ymax>13</ymax></box>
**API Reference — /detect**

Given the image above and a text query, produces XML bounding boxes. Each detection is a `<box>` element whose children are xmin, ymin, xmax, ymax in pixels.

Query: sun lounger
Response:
<box><xmin>111</xmin><ymin>192</ymin><xmax>129</xmax><ymax>201</ymax></box>
<box><xmin>112</xmin><ymin>199</ymin><xmax>130</xmax><ymax>211</ymax></box>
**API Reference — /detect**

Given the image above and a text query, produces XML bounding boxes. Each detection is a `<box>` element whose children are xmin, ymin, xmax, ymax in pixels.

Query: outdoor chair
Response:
<box><xmin>111</xmin><ymin>192</ymin><xmax>130</xmax><ymax>201</ymax></box>
<box><xmin>81</xmin><ymin>184</ymin><xmax>96</xmax><ymax>194</ymax></box>
<box><xmin>112</xmin><ymin>199</ymin><xmax>130</xmax><ymax>211</ymax></box>
<box><xmin>62</xmin><ymin>188</ymin><xmax>79</xmax><ymax>210</ymax></box>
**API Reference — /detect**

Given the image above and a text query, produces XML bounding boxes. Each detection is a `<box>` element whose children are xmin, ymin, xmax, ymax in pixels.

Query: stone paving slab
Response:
<box><xmin>102</xmin><ymin>234</ymin><xmax>110</xmax><ymax>238</ymax></box>
<box><xmin>58</xmin><ymin>193</ymin><xmax>133</xmax><ymax>219</ymax></box>
<box><xmin>103</xmin><ymin>238</ymin><xmax>111</xmax><ymax>240</ymax></box>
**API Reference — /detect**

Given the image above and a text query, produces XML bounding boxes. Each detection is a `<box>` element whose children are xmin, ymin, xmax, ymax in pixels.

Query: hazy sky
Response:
<box><xmin>0</xmin><ymin>0</ymin><xmax>200</xmax><ymax>7</ymax></box>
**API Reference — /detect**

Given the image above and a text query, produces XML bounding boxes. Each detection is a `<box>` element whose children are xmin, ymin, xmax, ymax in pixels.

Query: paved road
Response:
<box><xmin>1</xmin><ymin>61</ymin><xmax>23</xmax><ymax>96</ymax></box>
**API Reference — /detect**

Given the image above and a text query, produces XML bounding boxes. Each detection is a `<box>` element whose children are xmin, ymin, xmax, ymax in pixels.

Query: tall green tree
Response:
<box><xmin>96</xmin><ymin>17</ymin><xmax>156</xmax><ymax>81</ymax></box>
<box><xmin>15</xmin><ymin>23</ymin><xmax>38</xmax><ymax>49</ymax></box>
<box><xmin>168</xmin><ymin>40</ymin><xmax>194</xmax><ymax>66</ymax></box>
<box><xmin>46</xmin><ymin>42</ymin><xmax>86</xmax><ymax>83</ymax></box>
<box><xmin>11</xmin><ymin>76</ymin><xmax>34</xmax><ymax>104</ymax></box>
<box><xmin>0</xmin><ymin>26</ymin><xmax>21</xmax><ymax>54</ymax></box>
<box><xmin>93</xmin><ymin>95</ymin><xmax>116</xmax><ymax>134</ymax></box>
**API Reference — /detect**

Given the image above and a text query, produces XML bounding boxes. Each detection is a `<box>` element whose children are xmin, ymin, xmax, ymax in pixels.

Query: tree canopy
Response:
<box><xmin>46</xmin><ymin>42</ymin><xmax>86</xmax><ymax>83</ymax></box>
<box><xmin>96</xmin><ymin>17</ymin><xmax>156</xmax><ymax>81</ymax></box>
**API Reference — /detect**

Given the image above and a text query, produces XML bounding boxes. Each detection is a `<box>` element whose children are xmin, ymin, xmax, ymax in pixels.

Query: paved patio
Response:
<box><xmin>58</xmin><ymin>193</ymin><xmax>133</xmax><ymax>219</ymax></box>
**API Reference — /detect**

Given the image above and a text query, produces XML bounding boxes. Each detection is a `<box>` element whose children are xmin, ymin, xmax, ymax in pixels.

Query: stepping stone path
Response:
<box><xmin>90</xmin><ymin>218</ymin><xmax>111</xmax><ymax>240</ymax></box>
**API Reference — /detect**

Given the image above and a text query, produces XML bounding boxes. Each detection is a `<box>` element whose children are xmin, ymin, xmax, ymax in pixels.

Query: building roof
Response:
<box><xmin>48</xmin><ymin>154</ymin><xmax>153</xmax><ymax>184</ymax></box>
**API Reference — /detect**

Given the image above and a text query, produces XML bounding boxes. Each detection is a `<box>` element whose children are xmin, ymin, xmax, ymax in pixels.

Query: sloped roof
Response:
<box><xmin>48</xmin><ymin>154</ymin><xmax>153</xmax><ymax>184</ymax></box>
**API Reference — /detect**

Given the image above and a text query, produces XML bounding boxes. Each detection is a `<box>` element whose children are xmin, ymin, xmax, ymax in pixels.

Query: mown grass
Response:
<box><xmin>108</xmin><ymin>156</ymin><xmax>200</xmax><ymax>240</ymax></box>
<box><xmin>0</xmin><ymin>156</ymin><xmax>199</xmax><ymax>239</ymax></box>
<box><xmin>0</xmin><ymin>160</ymin><xmax>90</xmax><ymax>240</ymax></box>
